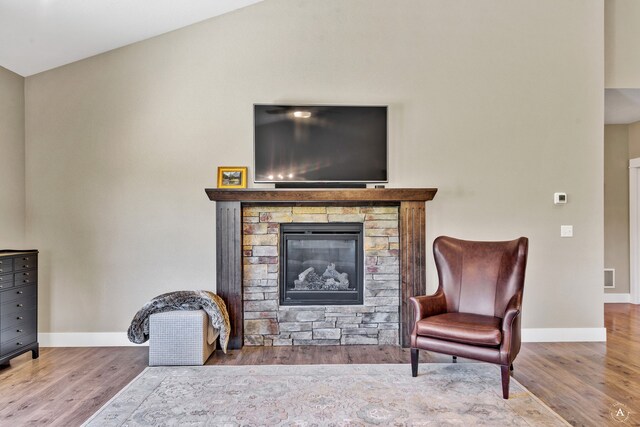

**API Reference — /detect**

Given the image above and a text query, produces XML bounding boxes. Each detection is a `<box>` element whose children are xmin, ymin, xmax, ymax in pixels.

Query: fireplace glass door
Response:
<box><xmin>280</xmin><ymin>223</ymin><xmax>363</xmax><ymax>305</ymax></box>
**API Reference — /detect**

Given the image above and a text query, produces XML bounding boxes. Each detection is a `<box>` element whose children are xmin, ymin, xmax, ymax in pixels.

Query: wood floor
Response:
<box><xmin>0</xmin><ymin>304</ymin><xmax>637</xmax><ymax>426</ymax></box>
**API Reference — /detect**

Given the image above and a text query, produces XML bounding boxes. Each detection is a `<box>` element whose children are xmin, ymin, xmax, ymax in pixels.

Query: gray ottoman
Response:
<box><xmin>148</xmin><ymin>310</ymin><xmax>217</xmax><ymax>366</ymax></box>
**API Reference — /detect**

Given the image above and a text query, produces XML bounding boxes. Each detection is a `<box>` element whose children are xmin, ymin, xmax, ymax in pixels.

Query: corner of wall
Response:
<box><xmin>0</xmin><ymin>66</ymin><xmax>26</xmax><ymax>248</ymax></box>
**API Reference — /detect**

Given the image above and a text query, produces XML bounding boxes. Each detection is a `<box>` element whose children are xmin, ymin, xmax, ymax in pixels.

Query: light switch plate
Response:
<box><xmin>560</xmin><ymin>225</ymin><xmax>573</xmax><ymax>237</ymax></box>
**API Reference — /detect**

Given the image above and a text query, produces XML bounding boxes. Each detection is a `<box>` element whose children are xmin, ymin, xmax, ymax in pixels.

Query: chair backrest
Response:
<box><xmin>433</xmin><ymin>236</ymin><xmax>528</xmax><ymax>318</ymax></box>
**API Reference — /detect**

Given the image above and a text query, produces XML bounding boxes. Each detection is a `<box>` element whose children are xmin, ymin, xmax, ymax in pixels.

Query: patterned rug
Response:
<box><xmin>83</xmin><ymin>363</ymin><xmax>569</xmax><ymax>426</ymax></box>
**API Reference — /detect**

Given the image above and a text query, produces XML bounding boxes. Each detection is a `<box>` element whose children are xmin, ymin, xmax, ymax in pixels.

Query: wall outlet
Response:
<box><xmin>560</xmin><ymin>225</ymin><xmax>573</xmax><ymax>237</ymax></box>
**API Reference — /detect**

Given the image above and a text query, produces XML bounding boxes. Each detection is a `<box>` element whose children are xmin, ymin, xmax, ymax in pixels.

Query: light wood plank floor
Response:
<box><xmin>0</xmin><ymin>304</ymin><xmax>637</xmax><ymax>426</ymax></box>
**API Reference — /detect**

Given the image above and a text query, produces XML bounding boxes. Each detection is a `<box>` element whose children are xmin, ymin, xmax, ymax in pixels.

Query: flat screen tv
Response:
<box><xmin>254</xmin><ymin>105</ymin><xmax>388</xmax><ymax>185</ymax></box>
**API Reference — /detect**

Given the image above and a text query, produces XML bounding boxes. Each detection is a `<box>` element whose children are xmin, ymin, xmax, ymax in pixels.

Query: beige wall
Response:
<box><xmin>604</xmin><ymin>125</ymin><xmax>630</xmax><ymax>294</ymax></box>
<box><xmin>629</xmin><ymin>121</ymin><xmax>640</xmax><ymax>158</ymax></box>
<box><xmin>0</xmin><ymin>66</ymin><xmax>25</xmax><ymax>248</ymax></box>
<box><xmin>605</xmin><ymin>0</ymin><xmax>640</xmax><ymax>87</ymax></box>
<box><xmin>25</xmin><ymin>0</ymin><xmax>604</xmax><ymax>333</ymax></box>
<box><xmin>600</xmin><ymin>0</ymin><xmax>638</xmax><ymax>295</ymax></box>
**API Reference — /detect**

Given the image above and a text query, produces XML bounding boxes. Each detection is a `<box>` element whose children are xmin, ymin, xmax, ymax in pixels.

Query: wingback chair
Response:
<box><xmin>410</xmin><ymin>236</ymin><xmax>529</xmax><ymax>399</ymax></box>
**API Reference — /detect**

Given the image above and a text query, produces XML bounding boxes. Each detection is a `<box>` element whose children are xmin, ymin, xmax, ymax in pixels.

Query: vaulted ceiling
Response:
<box><xmin>0</xmin><ymin>0</ymin><xmax>262</xmax><ymax>76</ymax></box>
<box><xmin>2</xmin><ymin>1</ymin><xmax>639</xmax><ymax>124</ymax></box>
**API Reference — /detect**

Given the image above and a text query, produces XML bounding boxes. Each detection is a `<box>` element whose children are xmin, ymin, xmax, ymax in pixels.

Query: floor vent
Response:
<box><xmin>604</xmin><ymin>268</ymin><xmax>615</xmax><ymax>288</ymax></box>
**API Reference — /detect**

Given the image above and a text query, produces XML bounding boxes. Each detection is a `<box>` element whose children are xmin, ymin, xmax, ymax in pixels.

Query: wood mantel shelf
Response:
<box><xmin>205</xmin><ymin>188</ymin><xmax>437</xmax><ymax>204</ymax></box>
<box><xmin>206</xmin><ymin>187</ymin><xmax>438</xmax><ymax>348</ymax></box>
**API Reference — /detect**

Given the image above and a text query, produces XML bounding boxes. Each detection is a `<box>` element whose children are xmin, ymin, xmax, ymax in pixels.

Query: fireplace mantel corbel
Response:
<box><xmin>206</xmin><ymin>188</ymin><xmax>437</xmax><ymax>349</ymax></box>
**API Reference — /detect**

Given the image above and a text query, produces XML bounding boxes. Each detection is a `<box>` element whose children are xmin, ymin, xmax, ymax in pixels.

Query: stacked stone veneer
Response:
<box><xmin>242</xmin><ymin>206</ymin><xmax>400</xmax><ymax>346</ymax></box>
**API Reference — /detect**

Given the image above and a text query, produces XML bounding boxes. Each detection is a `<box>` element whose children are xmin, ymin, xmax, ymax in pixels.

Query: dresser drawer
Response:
<box><xmin>13</xmin><ymin>255</ymin><xmax>37</xmax><ymax>272</ymax></box>
<box><xmin>1</xmin><ymin>296</ymin><xmax>37</xmax><ymax>317</ymax></box>
<box><xmin>1</xmin><ymin>333</ymin><xmax>36</xmax><ymax>357</ymax></box>
<box><xmin>1</xmin><ymin>319</ymin><xmax>36</xmax><ymax>342</ymax></box>
<box><xmin>14</xmin><ymin>270</ymin><xmax>37</xmax><ymax>286</ymax></box>
<box><xmin>1</xmin><ymin>308</ymin><xmax>36</xmax><ymax>329</ymax></box>
<box><xmin>0</xmin><ymin>258</ymin><xmax>13</xmax><ymax>274</ymax></box>
<box><xmin>1</xmin><ymin>285</ymin><xmax>37</xmax><ymax>304</ymax></box>
<box><xmin>0</xmin><ymin>274</ymin><xmax>13</xmax><ymax>289</ymax></box>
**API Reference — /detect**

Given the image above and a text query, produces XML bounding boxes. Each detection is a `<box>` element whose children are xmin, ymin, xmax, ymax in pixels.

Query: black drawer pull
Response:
<box><xmin>23</xmin><ymin>280</ymin><xmax>29</xmax><ymax>283</ymax></box>
<box><xmin>22</xmin><ymin>265</ymin><xmax>30</xmax><ymax>268</ymax></box>
<box><xmin>22</xmin><ymin>257</ymin><xmax>29</xmax><ymax>260</ymax></box>
<box><xmin>17</xmin><ymin>291</ymin><xmax>23</xmax><ymax>294</ymax></box>
<box><xmin>17</xmin><ymin>304</ymin><xmax>24</xmax><ymax>307</ymax></box>
<box><xmin>23</xmin><ymin>273</ymin><xmax>30</xmax><ymax>276</ymax></box>
<box><xmin>16</xmin><ymin>316</ymin><xmax>23</xmax><ymax>320</ymax></box>
<box><xmin>16</xmin><ymin>329</ymin><xmax>23</xmax><ymax>333</ymax></box>
<box><xmin>16</xmin><ymin>342</ymin><xmax>22</xmax><ymax>346</ymax></box>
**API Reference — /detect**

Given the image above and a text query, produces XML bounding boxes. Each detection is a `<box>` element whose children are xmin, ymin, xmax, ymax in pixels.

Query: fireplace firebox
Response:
<box><xmin>280</xmin><ymin>223</ymin><xmax>364</xmax><ymax>306</ymax></box>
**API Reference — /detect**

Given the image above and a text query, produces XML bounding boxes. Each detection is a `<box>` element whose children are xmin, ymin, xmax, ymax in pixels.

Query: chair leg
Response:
<box><xmin>411</xmin><ymin>348</ymin><xmax>419</xmax><ymax>377</ymax></box>
<box><xmin>452</xmin><ymin>356</ymin><xmax>457</xmax><ymax>363</ymax></box>
<box><xmin>500</xmin><ymin>365</ymin><xmax>510</xmax><ymax>399</ymax></box>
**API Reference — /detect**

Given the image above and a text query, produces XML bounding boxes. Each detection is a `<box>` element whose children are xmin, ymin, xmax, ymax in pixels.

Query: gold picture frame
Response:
<box><xmin>217</xmin><ymin>166</ymin><xmax>248</xmax><ymax>188</ymax></box>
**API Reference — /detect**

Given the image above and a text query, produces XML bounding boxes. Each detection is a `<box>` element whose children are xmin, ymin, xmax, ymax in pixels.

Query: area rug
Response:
<box><xmin>83</xmin><ymin>363</ymin><xmax>569</xmax><ymax>426</ymax></box>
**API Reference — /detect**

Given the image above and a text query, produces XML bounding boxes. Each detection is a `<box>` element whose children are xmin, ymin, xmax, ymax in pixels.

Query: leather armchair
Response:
<box><xmin>410</xmin><ymin>236</ymin><xmax>528</xmax><ymax>399</ymax></box>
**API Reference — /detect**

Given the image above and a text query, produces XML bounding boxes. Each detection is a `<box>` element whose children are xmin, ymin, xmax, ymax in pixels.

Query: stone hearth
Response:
<box><xmin>242</xmin><ymin>206</ymin><xmax>400</xmax><ymax>346</ymax></box>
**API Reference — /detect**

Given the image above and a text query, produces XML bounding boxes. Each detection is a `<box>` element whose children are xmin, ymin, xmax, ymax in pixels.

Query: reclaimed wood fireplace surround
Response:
<box><xmin>206</xmin><ymin>188</ymin><xmax>437</xmax><ymax>349</ymax></box>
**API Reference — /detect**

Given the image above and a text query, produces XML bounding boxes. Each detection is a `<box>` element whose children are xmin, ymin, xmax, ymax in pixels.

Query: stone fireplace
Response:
<box><xmin>206</xmin><ymin>188</ymin><xmax>436</xmax><ymax>349</ymax></box>
<box><xmin>242</xmin><ymin>206</ymin><xmax>400</xmax><ymax>346</ymax></box>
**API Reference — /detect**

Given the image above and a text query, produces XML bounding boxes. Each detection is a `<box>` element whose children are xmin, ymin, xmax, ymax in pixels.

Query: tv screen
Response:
<box><xmin>254</xmin><ymin>105</ymin><xmax>388</xmax><ymax>184</ymax></box>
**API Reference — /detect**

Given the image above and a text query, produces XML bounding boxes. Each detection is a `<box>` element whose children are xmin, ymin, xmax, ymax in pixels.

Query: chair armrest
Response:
<box><xmin>410</xmin><ymin>289</ymin><xmax>447</xmax><ymax>322</ymax></box>
<box><xmin>501</xmin><ymin>293</ymin><xmax>521</xmax><ymax>333</ymax></box>
<box><xmin>502</xmin><ymin>293</ymin><xmax>522</xmax><ymax>333</ymax></box>
<box><xmin>500</xmin><ymin>293</ymin><xmax>522</xmax><ymax>364</ymax></box>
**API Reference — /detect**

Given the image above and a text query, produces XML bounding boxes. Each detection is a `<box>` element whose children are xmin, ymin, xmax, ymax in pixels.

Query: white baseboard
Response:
<box><xmin>39</xmin><ymin>332</ymin><xmax>147</xmax><ymax>347</ymax></box>
<box><xmin>521</xmin><ymin>327</ymin><xmax>607</xmax><ymax>342</ymax></box>
<box><xmin>604</xmin><ymin>293</ymin><xmax>632</xmax><ymax>303</ymax></box>
<box><xmin>39</xmin><ymin>328</ymin><xmax>606</xmax><ymax>347</ymax></box>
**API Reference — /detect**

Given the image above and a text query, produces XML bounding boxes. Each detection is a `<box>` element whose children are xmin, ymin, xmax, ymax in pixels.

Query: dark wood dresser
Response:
<box><xmin>0</xmin><ymin>250</ymin><xmax>39</xmax><ymax>365</ymax></box>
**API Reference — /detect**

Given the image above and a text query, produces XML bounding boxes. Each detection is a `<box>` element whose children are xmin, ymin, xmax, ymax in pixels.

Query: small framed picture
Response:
<box><xmin>217</xmin><ymin>166</ymin><xmax>248</xmax><ymax>189</ymax></box>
